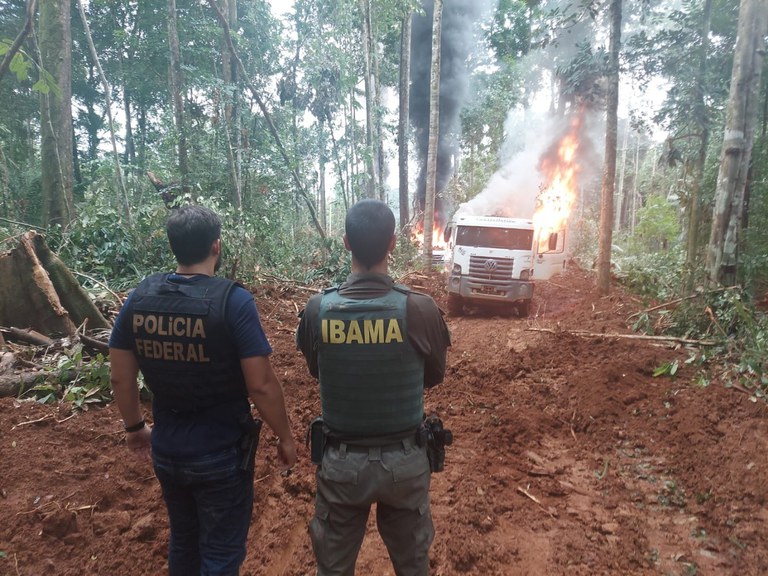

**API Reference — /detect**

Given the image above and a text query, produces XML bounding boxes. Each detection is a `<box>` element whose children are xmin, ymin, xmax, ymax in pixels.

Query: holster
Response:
<box><xmin>307</xmin><ymin>417</ymin><xmax>326</xmax><ymax>466</ymax></box>
<box><xmin>239</xmin><ymin>416</ymin><xmax>263</xmax><ymax>472</ymax></box>
<box><xmin>415</xmin><ymin>415</ymin><xmax>452</xmax><ymax>473</ymax></box>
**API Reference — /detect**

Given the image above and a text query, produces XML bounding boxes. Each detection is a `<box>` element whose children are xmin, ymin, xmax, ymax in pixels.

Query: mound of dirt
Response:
<box><xmin>1</xmin><ymin>265</ymin><xmax>766</xmax><ymax>575</ymax></box>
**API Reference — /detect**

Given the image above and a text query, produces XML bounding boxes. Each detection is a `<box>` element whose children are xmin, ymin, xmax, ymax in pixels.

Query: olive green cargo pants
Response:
<box><xmin>309</xmin><ymin>437</ymin><xmax>434</xmax><ymax>576</ymax></box>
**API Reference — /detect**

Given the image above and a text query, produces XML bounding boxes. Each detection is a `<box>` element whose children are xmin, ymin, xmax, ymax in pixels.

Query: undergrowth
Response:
<box><xmin>10</xmin><ymin>193</ymin><xmax>430</xmax><ymax>409</ymax></box>
<box><xmin>614</xmin><ymin>249</ymin><xmax>768</xmax><ymax>399</ymax></box>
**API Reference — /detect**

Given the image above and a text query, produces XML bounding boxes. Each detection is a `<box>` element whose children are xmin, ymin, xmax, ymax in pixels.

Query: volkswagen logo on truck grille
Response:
<box><xmin>484</xmin><ymin>259</ymin><xmax>497</xmax><ymax>271</ymax></box>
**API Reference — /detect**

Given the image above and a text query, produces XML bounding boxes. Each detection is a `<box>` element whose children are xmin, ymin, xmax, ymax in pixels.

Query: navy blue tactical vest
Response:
<box><xmin>317</xmin><ymin>286</ymin><xmax>424</xmax><ymax>436</ymax></box>
<box><xmin>125</xmin><ymin>273</ymin><xmax>247</xmax><ymax>411</ymax></box>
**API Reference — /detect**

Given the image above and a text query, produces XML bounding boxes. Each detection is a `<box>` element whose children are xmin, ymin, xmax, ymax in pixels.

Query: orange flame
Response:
<box><xmin>533</xmin><ymin>118</ymin><xmax>582</xmax><ymax>233</ymax></box>
<box><xmin>413</xmin><ymin>220</ymin><xmax>447</xmax><ymax>251</ymax></box>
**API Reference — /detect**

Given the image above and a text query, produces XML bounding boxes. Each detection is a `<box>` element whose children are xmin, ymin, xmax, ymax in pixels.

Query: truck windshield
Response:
<box><xmin>456</xmin><ymin>226</ymin><xmax>534</xmax><ymax>250</ymax></box>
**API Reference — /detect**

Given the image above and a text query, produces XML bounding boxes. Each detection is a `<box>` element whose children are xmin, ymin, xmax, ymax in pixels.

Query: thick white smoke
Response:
<box><xmin>457</xmin><ymin>113</ymin><xmax>562</xmax><ymax>219</ymax></box>
<box><xmin>456</xmin><ymin>108</ymin><xmax>602</xmax><ymax>221</ymax></box>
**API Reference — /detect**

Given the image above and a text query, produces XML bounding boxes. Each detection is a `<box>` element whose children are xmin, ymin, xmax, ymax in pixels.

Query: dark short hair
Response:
<box><xmin>166</xmin><ymin>205</ymin><xmax>221</xmax><ymax>265</ymax></box>
<box><xmin>345</xmin><ymin>199</ymin><xmax>396</xmax><ymax>268</ymax></box>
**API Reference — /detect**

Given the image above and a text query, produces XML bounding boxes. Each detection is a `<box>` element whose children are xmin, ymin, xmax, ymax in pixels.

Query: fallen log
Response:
<box><xmin>0</xmin><ymin>368</ymin><xmax>78</xmax><ymax>398</ymax></box>
<box><xmin>0</xmin><ymin>371</ymin><xmax>46</xmax><ymax>398</ymax></box>
<box><xmin>0</xmin><ymin>352</ymin><xmax>13</xmax><ymax>374</ymax></box>
<box><xmin>78</xmin><ymin>332</ymin><xmax>109</xmax><ymax>354</ymax></box>
<box><xmin>526</xmin><ymin>327</ymin><xmax>717</xmax><ymax>346</ymax></box>
<box><xmin>1</xmin><ymin>327</ymin><xmax>54</xmax><ymax>347</ymax></box>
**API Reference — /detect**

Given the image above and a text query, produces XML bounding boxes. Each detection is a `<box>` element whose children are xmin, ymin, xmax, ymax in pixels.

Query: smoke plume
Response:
<box><xmin>410</xmin><ymin>0</ymin><xmax>489</xmax><ymax>228</ymax></box>
<box><xmin>456</xmin><ymin>110</ymin><xmax>601</xmax><ymax>220</ymax></box>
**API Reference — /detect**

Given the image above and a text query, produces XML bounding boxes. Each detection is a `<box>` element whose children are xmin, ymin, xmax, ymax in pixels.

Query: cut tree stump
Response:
<box><xmin>0</xmin><ymin>231</ymin><xmax>111</xmax><ymax>337</ymax></box>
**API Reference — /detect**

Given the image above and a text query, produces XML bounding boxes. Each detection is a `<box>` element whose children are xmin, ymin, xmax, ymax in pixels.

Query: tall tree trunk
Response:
<box><xmin>319</xmin><ymin>126</ymin><xmax>327</xmax><ymax>231</ymax></box>
<box><xmin>330</xmin><ymin>127</ymin><xmax>349</xmax><ymax>210</ymax></box>
<box><xmin>39</xmin><ymin>0</ymin><xmax>74</xmax><ymax>227</ymax></box>
<box><xmin>706</xmin><ymin>0</ymin><xmax>768</xmax><ymax>286</ymax></box>
<box><xmin>207</xmin><ymin>0</ymin><xmax>325</xmax><ymax>238</ymax></box>
<box><xmin>370</xmin><ymin>2</ymin><xmax>384</xmax><ymax>201</ymax></box>
<box><xmin>358</xmin><ymin>0</ymin><xmax>377</xmax><ymax>199</ymax></box>
<box><xmin>596</xmin><ymin>0</ymin><xmax>622</xmax><ymax>295</ymax></box>
<box><xmin>77</xmin><ymin>0</ymin><xmax>131</xmax><ymax>224</ymax></box>
<box><xmin>138</xmin><ymin>105</ymin><xmax>148</xmax><ymax>174</ymax></box>
<box><xmin>349</xmin><ymin>89</ymin><xmax>359</xmax><ymax>204</ymax></box>
<box><xmin>168</xmin><ymin>0</ymin><xmax>189</xmax><ymax>186</ymax></box>
<box><xmin>423</xmin><ymin>0</ymin><xmax>443</xmax><ymax>267</ymax></box>
<box><xmin>119</xmin><ymin>12</ymin><xmax>138</xmax><ymax>169</ymax></box>
<box><xmin>0</xmin><ymin>143</ymin><xmax>9</xmax><ymax>218</ymax></box>
<box><xmin>221</xmin><ymin>0</ymin><xmax>241</xmax><ymax>208</ymax></box>
<box><xmin>398</xmin><ymin>9</ymin><xmax>412</xmax><ymax>233</ymax></box>
<box><xmin>614</xmin><ymin>118</ymin><xmax>629</xmax><ymax>231</ymax></box>
<box><xmin>123</xmin><ymin>89</ymin><xmax>135</xmax><ymax>165</ymax></box>
<box><xmin>684</xmin><ymin>0</ymin><xmax>714</xmax><ymax>291</ymax></box>
<box><xmin>630</xmin><ymin>134</ymin><xmax>640</xmax><ymax>233</ymax></box>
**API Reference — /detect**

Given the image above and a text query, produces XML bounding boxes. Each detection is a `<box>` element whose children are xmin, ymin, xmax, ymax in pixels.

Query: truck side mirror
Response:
<box><xmin>444</xmin><ymin>226</ymin><xmax>452</xmax><ymax>244</ymax></box>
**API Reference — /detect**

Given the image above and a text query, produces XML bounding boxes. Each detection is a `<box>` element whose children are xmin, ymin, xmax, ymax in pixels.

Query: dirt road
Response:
<box><xmin>1</xmin><ymin>267</ymin><xmax>766</xmax><ymax>575</ymax></box>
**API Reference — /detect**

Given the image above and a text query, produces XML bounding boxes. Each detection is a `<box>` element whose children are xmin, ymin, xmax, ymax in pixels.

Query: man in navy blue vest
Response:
<box><xmin>110</xmin><ymin>205</ymin><xmax>297</xmax><ymax>575</ymax></box>
<box><xmin>296</xmin><ymin>199</ymin><xmax>451</xmax><ymax>576</ymax></box>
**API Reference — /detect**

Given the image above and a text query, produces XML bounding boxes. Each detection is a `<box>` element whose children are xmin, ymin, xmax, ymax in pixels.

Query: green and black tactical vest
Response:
<box><xmin>317</xmin><ymin>285</ymin><xmax>424</xmax><ymax>436</ymax></box>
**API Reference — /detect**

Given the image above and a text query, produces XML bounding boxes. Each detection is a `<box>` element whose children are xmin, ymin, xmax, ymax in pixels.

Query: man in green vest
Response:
<box><xmin>296</xmin><ymin>199</ymin><xmax>451</xmax><ymax>576</ymax></box>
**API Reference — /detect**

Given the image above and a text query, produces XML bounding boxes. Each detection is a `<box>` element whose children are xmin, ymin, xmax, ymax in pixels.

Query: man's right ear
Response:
<box><xmin>343</xmin><ymin>235</ymin><xmax>352</xmax><ymax>252</ymax></box>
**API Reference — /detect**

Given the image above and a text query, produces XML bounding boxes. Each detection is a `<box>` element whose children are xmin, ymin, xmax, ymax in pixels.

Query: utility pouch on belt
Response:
<box><xmin>307</xmin><ymin>417</ymin><xmax>326</xmax><ymax>466</ymax></box>
<box><xmin>239</xmin><ymin>416</ymin><xmax>263</xmax><ymax>472</ymax></box>
<box><xmin>416</xmin><ymin>414</ymin><xmax>453</xmax><ymax>473</ymax></box>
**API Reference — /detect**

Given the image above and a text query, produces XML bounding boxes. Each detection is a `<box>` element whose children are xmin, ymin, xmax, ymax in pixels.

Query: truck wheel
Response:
<box><xmin>447</xmin><ymin>294</ymin><xmax>463</xmax><ymax>316</ymax></box>
<box><xmin>517</xmin><ymin>300</ymin><xmax>531</xmax><ymax>318</ymax></box>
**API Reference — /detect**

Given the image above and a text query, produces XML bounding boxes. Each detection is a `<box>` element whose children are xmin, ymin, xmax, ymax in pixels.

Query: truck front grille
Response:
<box><xmin>468</xmin><ymin>256</ymin><xmax>514</xmax><ymax>283</ymax></box>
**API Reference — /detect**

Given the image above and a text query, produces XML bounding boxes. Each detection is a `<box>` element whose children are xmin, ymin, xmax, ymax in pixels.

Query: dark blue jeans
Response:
<box><xmin>152</xmin><ymin>446</ymin><xmax>254</xmax><ymax>576</ymax></box>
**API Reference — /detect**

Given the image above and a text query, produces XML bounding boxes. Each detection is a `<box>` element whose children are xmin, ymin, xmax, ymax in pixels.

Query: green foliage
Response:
<box><xmin>629</xmin><ymin>194</ymin><xmax>680</xmax><ymax>254</ymax></box>
<box><xmin>486</xmin><ymin>0</ymin><xmax>539</xmax><ymax>61</ymax></box>
<box><xmin>625</xmin><ymin>0</ymin><xmax>737</xmax><ymax>134</ymax></box>
<box><xmin>616</xmin><ymin>256</ymin><xmax>768</xmax><ymax>398</ymax></box>
<box><xmin>301</xmin><ymin>236</ymin><xmax>350</xmax><ymax>285</ymax></box>
<box><xmin>614</xmin><ymin>247</ymin><xmax>686</xmax><ymax>302</ymax></box>
<box><xmin>25</xmin><ymin>345</ymin><xmax>113</xmax><ymax>410</ymax></box>
<box><xmin>0</xmin><ymin>40</ymin><xmax>62</xmax><ymax>97</ymax></box>
<box><xmin>0</xmin><ymin>40</ymin><xmax>32</xmax><ymax>82</ymax></box>
<box><xmin>653</xmin><ymin>359</ymin><xmax>678</xmax><ymax>378</ymax></box>
<box><xmin>49</xmin><ymin>192</ymin><xmax>171</xmax><ymax>289</ymax></box>
<box><xmin>555</xmin><ymin>41</ymin><xmax>609</xmax><ymax>110</ymax></box>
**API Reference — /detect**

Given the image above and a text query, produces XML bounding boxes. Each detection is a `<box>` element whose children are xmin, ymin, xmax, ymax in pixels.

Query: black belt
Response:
<box><xmin>326</xmin><ymin>437</ymin><xmax>415</xmax><ymax>453</ymax></box>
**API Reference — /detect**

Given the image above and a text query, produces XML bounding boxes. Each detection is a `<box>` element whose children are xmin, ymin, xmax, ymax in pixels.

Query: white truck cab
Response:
<box><xmin>444</xmin><ymin>215</ymin><xmax>566</xmax><ymax>317</ymax></box>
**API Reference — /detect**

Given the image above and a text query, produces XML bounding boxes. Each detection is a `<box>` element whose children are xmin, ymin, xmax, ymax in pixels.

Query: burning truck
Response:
<box><xmin>443</xmin><ymin>216</ymin><xmax>566</xmax><ymax>317</ymax></box>
<box><xmin>441</xmin><ymin>115</ymin><xmax>583</xmax><ymax>317</ymax></box>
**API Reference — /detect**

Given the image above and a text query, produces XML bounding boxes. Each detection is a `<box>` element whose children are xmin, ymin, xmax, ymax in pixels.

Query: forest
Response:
<box><xmin>0</xmin><ymin>0</ymin><xmax>765</xmax><ymax>385</ymax></box>
<box><xmin>2</xmin><ymin>1</ymin><xmax>768</xmax><ymax>574</ymax></box>
<box><xmin>0</xmin><ymin>0</ymin><xmax>766</xmax><ymax>294</ymax></box>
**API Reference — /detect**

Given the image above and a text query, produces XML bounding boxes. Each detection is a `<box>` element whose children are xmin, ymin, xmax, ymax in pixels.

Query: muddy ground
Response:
<box><xmin>1</xmin><ymin>266</ymin><xmax>766</xmax><ymax>576</ymax></box>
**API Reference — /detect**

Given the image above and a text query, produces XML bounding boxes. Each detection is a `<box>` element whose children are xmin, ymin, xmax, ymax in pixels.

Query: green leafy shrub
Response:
<box><xmin>50</xmin><ymin>193</ymin><xmax>171</xmax><ymax>290</ymax></box>
<box><xmin>629</xmin><ymin>194</ymin><xmax>680</xmax><ymax>255</ymax></box>
<box><xmin>25</xmin><ymin>344</ymin><xmax>113</xmax><ymax>410</ymax></box>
